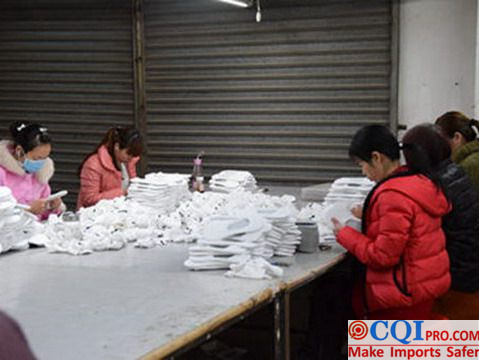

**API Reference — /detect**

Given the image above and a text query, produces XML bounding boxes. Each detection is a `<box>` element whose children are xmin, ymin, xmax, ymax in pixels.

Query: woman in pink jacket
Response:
<box><xmin>0</xmin><ymin>121</ymin><xmax>64</xmax><ymax>219</ymax></box>
<box><xmin>77</xmin><ymin>127</ymin><xmax>143</xmax><ymax>209</ymax></box>
<box><xmin>332</xmin><ymin>125</ymin><xmax>451</xmax><ymax>320</ymax></box>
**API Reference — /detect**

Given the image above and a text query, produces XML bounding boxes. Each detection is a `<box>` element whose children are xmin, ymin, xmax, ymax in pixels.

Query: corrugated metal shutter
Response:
<box><xmin>144</xmin><ymin>0</ymin><xmax>395</xmax><ymax>185</ymax></box>
<box><xmin>0</xmin><ymin>0</ymin><xmax>134</xmax><ymax>207</ymax></box>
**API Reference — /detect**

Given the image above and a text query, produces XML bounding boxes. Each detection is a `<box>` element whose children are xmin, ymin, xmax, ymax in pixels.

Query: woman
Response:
<box><xmin>404</xmin><ymin>124</ymin><xmax>479</xmax><ymax>319</ymax></box>
<box><xmin>436</xmin><ymin>111</ymin><xmax>479</xmax><ymax>193</ymax></box>
<box><xmin>332</xmin><ymin>125</ymin><xmax>450</xmax><ymax>320</ymax></box>
<box><xmin>77</xmin><ymin>126</ymin><xmax>143</xmax><ymax>209</ymax></box>
<box><xmin>0</xmin><ymin>122</ymin><xmax>64</xmax><ymax>219</ymax></box>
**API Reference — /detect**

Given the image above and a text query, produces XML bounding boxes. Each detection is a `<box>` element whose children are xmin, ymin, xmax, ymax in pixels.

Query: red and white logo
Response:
<box><xmin>349</xmin><ymin>320</ymin><xmax>368</xmax><ymax>340</ymax></box>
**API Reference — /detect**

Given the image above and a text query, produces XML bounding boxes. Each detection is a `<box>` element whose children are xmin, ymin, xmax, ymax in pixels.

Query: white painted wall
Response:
<box><xmin>398</xmin><ymin>0</ymin><xmax>477</xmax><ymax>130</ymax></box>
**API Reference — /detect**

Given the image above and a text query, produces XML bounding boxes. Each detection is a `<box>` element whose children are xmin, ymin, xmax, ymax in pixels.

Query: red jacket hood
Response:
<box><xmin>372</xmin><ymin>174</ymin><xmax>450</xmax><ymax>218</ymax></box>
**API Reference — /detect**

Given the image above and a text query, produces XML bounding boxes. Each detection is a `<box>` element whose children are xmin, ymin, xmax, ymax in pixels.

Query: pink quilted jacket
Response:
<box><xmin>77</xmin><ymin>145</ymin><xmax>139</xmax><ymax>209</ymax></box>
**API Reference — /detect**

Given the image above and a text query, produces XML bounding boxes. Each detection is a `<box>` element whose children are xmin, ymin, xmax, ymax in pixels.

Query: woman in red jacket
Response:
<box><xmin>77</xmin><ymin>127</ymin><xmax>143</xmax><ymax>209</ymax></box>
<box><xmin>332</xmin><ymin>125</ymin><xmax>451</xmax><ymax>320</ymax></box>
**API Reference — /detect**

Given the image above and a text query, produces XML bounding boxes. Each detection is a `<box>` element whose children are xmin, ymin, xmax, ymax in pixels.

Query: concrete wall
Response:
<box><xmin>398</xmin><ymin>0</ymin><xmax>477</xmax><ymax>130</ymax></box>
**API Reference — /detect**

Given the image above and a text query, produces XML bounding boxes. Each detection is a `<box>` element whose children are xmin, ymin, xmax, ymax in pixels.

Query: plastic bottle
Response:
<box><xmin>192</xmin><ymin>151</ymin><xmax>205</xmax><ymax>192</ymax></box>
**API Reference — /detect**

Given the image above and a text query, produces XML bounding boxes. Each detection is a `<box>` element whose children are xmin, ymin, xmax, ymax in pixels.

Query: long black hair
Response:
<box><xmin>349</xmin><ymin>124</ymin><xmax>444</xmax><ymax>190</ymax></box>
<box><xmin>349</xmin><ymin>125</ymin><xmax>400</xmax><ymax>162</ymax></box>
<box><xmin>9</xmin><ymin>121</ymin><xmax>51</xmax><ymax>153</ymax></box>
<box><xmin>402</xmin><ymin>123</ymin><xmax>450</xmax><ymax>193</ymax></box>
<box><xmin>402</xmin><ymin>124</ymin><xmax>451</xmax><ymax>167</ymax></box>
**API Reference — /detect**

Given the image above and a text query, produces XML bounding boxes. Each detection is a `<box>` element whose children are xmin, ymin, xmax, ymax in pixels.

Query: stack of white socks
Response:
<box><xmin>258</xmin><ymin>207</ymin><xmax>301</xmax><ymax>257</ymax></box>
<box><xmin>222</xmin><ymin>191</ymin><xmax>300</xmax><ymax>257</ymax></box>
<box><xmin>128</xmin><ymin>172</ymin><xmax>191</xmax><ymax>213</ymax></box>
<box><xmin>0</xmin><ymin>186</ymin><xmax>42</xmax><ymax>253</ymax></box>
<box><xmin>209</xmin><ymin>170</ymin><xmax>257</xmax><ymax>193</ymax></box>
<box><xmin>324</xmin><ymin>177</ymin><xmax>374</xmax><ymax>204</ymax></box>
<box><xmin>297</xmin><ymin>177</ymin><xmax>374</xmax><ymax>244</ymax></box>
<box><xmin>184</xmin><ymin>210</ymin><xmax>271</xmax><ymax>270</ymax></box>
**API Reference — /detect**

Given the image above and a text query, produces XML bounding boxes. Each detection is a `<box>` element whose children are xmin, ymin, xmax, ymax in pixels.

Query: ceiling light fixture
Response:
<box><xmin>215</xmin><ymin>0</ymin><xmax>252</xmax><ymax>8</ymax></box>
<box><xmin>256</xmin><ymin>0</ymin><xmax>261</xmax><ymax>22</ymax></box>
<box><xmin>215</xmin><ymin>0</ymin><xmax>262</xmax><ymax>22</ymax></box>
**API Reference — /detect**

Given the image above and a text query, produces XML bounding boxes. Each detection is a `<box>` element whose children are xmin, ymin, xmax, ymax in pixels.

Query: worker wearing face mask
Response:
<box><xmin>0</xmin><ymin>121</ymin><xmax>65</xmax><ymax>219</ymax></box>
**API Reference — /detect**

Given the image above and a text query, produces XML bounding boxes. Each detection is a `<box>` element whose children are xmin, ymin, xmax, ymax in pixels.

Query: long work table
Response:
<box><xmin>0</xmin><ymin>242</ymin><xmax>346</xmax><ymax>360</ymax></box>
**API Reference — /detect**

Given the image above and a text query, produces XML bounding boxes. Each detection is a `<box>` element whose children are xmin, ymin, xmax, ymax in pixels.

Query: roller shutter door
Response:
<box><xmin>144</xmin><ymin>0</ymin><xmax>395</xmax><ymax>184</ymax></box>
<box><xmin>0</xmin><ymin>0</ymin><xmax>135</xmax><ymax>207</ymax></box>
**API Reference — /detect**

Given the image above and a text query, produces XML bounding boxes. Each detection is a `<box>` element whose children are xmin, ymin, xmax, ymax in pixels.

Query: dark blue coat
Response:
<box><xmin>437</xmin><ymin>159</ymin><xmax>479</xmax><ymax>292</ymax></box>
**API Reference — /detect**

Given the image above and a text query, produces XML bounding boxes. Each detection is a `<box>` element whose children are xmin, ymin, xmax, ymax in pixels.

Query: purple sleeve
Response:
<box><xmin>0</xmin><ymin>311</ymin><xmax>37</xmax><ymax>360</ymax></box>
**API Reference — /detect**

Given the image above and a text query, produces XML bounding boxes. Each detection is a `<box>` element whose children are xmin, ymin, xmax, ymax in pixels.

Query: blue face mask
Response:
<box><xmin>22</xmin><ymin>158</ymin><xmax>46</xmax><ymax>173</ymax></box>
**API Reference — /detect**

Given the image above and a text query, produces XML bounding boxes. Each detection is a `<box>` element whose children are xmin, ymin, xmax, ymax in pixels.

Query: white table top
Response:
<box><xmin>0</xmin><ymin>243</ymin><xmax>345</xmax><ymax>360</ymax></box>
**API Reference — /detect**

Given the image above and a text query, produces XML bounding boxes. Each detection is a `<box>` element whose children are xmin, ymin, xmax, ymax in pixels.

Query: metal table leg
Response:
<box><xmin>274</xmin><ymin>290</ymin><xmax>290</xmax><ymax>360</ymax></box>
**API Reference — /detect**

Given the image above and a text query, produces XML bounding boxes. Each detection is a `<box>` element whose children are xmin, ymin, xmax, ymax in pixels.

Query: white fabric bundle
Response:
<box><xmin>0</xmin><ymin>186</ymin><xmax>43</xmax><ymax>254</ymax></box>
<box><xmin>223</xmin><ymin>192</ymin><xmax>300</xmax><ymax>257</ymax></box>
<box><xmin>225</xmin><ymin>257</ymin><xmax>283</xmax><ymax>280</ymax></box>
<box><xmin>43</xmin><ymin>197</ymin><xmax>167</xmax><ymax>255</ymax></box>
<box><xmin>297</xmin><ymin>177</ymin><xmax>374</xmax><ymax>243</ymax></box>
<box><xmin>127</xmin><ymin>172</ymin><xmax>191</xmax><ymax>213</ymax></box>
<box><xmin>184</xmin><ymin>209</ymin><xmax>272</xmax><ymax>270</ymax></box>
<box><xmin>156</xmin><ymin>191</ymin><xmax>228</xmax><ymax>243</ymax></box>
<box><xmin>158</xmin><ymin>190</ymin><xmax>300</xmax><ymax>252</ymax></box>
<box><xmin>256</xmin><ymin>204</ymin><xmax>300</xmax><ymax>257</ymax></box>
<box><xmin>43</xmin><ymin>172</ymin><xmax>194</xmax><ymax>255</ymax></box>
<box><xmin>324</xmin><ymin>177</ymin><xmax>374</xmax><ymax>204</ymax></box>
<box><xmin>40</xmin><ymin>172</ymin><xmax>300</xmax><ymax>266</ymax></box>
<box><xmin>184</xmin><ymin>191</ymin><xmax>300</xmax><ymax>278</ymax></box>
<box><xmin>209</xmin><ymin>170</ymin><xmax>257</xmax><ymax>193</ymax></box>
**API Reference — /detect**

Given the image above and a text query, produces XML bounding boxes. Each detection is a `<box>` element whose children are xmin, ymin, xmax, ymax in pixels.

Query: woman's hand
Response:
<box><xmin>47</xmin><ymin>198</ymin><xmax>63</xmax><ymax>211</ymax></box>
<box><xmin>29</xmin><ymin>199</ymin><xmax>48</xmax><ymax>215</ymax></box>
<box><xmin>331</xmin><ymin>217</ymin><xmax>344</xmax><ymax>236</ymax></box>
<box><xmin>350</xmin><ymin>204</ymin><xmax>363</xmax><ymax>219</ymax></box>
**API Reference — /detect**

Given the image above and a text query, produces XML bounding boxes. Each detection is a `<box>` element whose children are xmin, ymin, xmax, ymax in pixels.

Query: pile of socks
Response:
<box><xmin>225</xmin><ymin>257</ymin><xmax>283</xmax><ymax>280</ymax></box>
<box><xmin>43</xmin><ymin>197</ymin><xmax>167</xmax><ymax>255</ymax></box>
<box><xmin>324</xmin><ymin>177</ymin><xmax>374</xmax><ymax>204</ymax></box>
<box><xmin>127</xmin><ymin>172</ymin><xmax>191</xmax><ymax>213</ymax></box>
<box><xmin>157</xmin><ymin>190</ymin><xmax>300</xmax><ymax>253</ymax></box>
<box><xmin>259</xmin><ymin>206</ymin><xmax>301</xmax><ymax>257</ymax></box>
<box><xmin>0</xmin><ymin>186</ymin><xmax>43</xmax><ymax>254</ymax></box>
<box><xmin>156</xmin><ymin>191</ymin><xmax>228</xmax><ymax>243</ymax></box>
<box><xmin>297</xmin><ymin>177</ymin><xmax>374</xmax><ymax>244</ymax></box>
<box><xmin>40</xmin><ymin>177</ymin><xmax>301</xmax><ymax>260</ymax></box>
<box><xmin>184</xmin><ymin>192</ymin><xmax>300</xmax><ymax>278</ymax></box>
<box><xmin>184</xmin><ymin>209</ymin><xmax>271</xmax><ymax>270</ymax></box>
<box><xmin>209</xmin><ymin>170</ymin><xmax>257</xmax><ymax>193</ymax></box>
<box><xmin>223</xmin><ymin>191</ymin><xmax>300</xmax><ymax>257</ymax></box>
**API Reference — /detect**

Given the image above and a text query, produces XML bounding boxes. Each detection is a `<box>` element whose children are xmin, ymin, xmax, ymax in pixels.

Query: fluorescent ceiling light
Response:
<box><xmin>215</xmin><ymin>0</ymin><xmax>252</xmax><ymax>8</ymax></box>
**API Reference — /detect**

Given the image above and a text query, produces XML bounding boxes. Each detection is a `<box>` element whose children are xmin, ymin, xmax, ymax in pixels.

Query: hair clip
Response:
<box><xmin>39</xmin><ymin>127</ymin><xmax>48</xmax><ymax>133</ymax></box>
<box><xmin>16</xmin><ymin>124</ymin><xmax>26</xmax><ymax>132</ymax></box>
<box><xmin>470</xmin><ymin>121</ymin><xmax>479</xmax><ymax>137</ymax></box>
<box><xmin>129</xmin><ymin>132</ymin><xmax>140</xmax><ymax>141</ymax></box>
